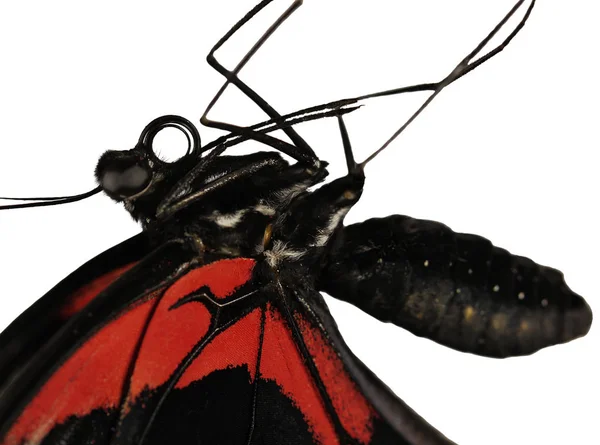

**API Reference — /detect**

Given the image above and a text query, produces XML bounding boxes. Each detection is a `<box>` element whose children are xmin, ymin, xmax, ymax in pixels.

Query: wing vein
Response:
<box><xmin>109</xmin><ymin>287</ymin><xmax>168</xmax><ymax>445</ymax></box>
<box><xmin>275</xmin><ymin>282</ymin><xmax>354</xmax><ymax>443</ymax></box>
<box><xmin>245</xmin><ymin>306</ymin><xmax>266</xmax><ymax>445</ymax></box>
<box><xmin>137</xmin><ymin>312</ymin><xmax>221</xmax><ymax>445</ymax></box>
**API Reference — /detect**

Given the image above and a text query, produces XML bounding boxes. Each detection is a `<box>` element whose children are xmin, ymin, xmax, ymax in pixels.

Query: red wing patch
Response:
<box><xmin>260</xmin><ymin>306</ymin><xmax>339</xmax><ymax>444</ymax></box>
<box><xmin>296</xmin><ymin>314</ymin><xmax>376</xmax><ymax>444</ymax></box>
<box><xmin>4</xmin><ymin>257</ymin><xmax>376</xmax><ymax>445</ymax></box>
<box><xmin>6</xmin><ymin>294</ymin><xmax>159</xmax><ymax>445</ymax></box>
<box><xmin>127</xmin><ymin>258</ymin><xmax>256</xmax><ymax>397</ymax></box>
<box><xmin>5</xmin><ymin>258</ymin><xmax>256</xmax><ymax>445</ymax></box>
<box><xmin>176</xmin><ymin>308</ymin><xmax>262</xmax><ymax>389</ymax></box>
<box><xmin>59</xmin><ymin>262</ymin><xmax>138</xmax><ymax>318</ymax></box>
<box><xmin>182</xmin><ymin>258</ymin><xmax>255</xmax><ymax>300</ymax></box>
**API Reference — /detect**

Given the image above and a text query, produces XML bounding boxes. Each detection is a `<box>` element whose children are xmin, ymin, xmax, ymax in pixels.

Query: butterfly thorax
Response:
<box><xmin>96</xmin><ymin>144</ymin><xmax>344</xmax><ymax>259</ymax></box>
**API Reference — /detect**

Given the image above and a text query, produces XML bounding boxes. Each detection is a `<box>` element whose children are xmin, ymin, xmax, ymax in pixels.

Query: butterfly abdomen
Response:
<box><xmin>321</xmin><ymin>215</ymin><xmax>592</xmax><ymax>358</ymax></box>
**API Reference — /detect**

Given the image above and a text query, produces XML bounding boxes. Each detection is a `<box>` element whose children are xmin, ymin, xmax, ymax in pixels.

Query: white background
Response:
<box><xmin>0</xmin><ymin>1</ymin><xmax>598</xmax><ymax>444</ymax></box>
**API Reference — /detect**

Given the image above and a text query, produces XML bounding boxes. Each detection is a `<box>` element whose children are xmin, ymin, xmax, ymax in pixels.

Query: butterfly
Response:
<box><xmin>0</xmin><ymin>0</ymin><xmax>596</xmax><ymax>444</ymax></box>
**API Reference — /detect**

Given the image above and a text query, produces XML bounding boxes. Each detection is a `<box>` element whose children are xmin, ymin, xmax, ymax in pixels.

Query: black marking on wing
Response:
<box><xmin>38</xmin><ymin>367</ymin><xmax>316</xmax><ymax>445</ymax></box>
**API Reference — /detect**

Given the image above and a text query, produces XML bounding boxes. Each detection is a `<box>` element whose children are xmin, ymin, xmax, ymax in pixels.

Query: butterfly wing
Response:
<box><xmin>1</xmin><ymin>248</ymin><xmax>454</xmax><ymax>445</ymax></box>
<box><xmin>0</xmin><ymin>238</ymin><xmax>195</xmax><ymax>443</ymax></box>
<box><xmin>125</xmin><ymin>266</ymin><xmax>455</xmax><ymax>445</ymax></box>
<box><xmin>319</xmin><ymin>215</ymin><xmax>593</xmax><ymax>358</ymax></box>
<box><xmin>0</xmin><ymin>233</ymin><xmax>150</xmax><ymax>393</ymax></box>
<box><xmin>280</xmin><ymin>283</ymin><xmax>456</xmax><ymax>445</ymax></box>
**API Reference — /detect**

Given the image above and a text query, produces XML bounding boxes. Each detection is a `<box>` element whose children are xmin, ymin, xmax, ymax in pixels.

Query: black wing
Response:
<box><xmin>0</xmin><ymin>233</ymin><xmax>150</xmax><ymax>389</ymax></box>
<box><xmin>0</xmin><ymin>238</ymin><xmax>193</xmax><ymax>441</ymax></box>
<box><xmin>318</xmin><ymin>215</ymin><xmax>593</xmax><ymax>358</ymax></box>
<box><xmin>1</xmin><ymin>247</ymin><xmax>452</xmax><ymax>445</ymax></box>
<box><xmin>285</xmin><ymin>281</ymin><xmax>457</xmax><ymax>445</ymax></box>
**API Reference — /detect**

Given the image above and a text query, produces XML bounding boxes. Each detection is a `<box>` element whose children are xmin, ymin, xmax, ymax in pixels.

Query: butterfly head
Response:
<box><xmin>95</xmin><ymin>115</ymin><xmax>328</xmax><ymax>229</ymax></box>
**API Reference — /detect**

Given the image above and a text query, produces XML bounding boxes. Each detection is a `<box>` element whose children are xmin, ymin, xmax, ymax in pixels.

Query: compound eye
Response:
<box><xmin>96</xmin><ymin>155</ymin><xmax>151</xmax><ymax>197</ymax></box>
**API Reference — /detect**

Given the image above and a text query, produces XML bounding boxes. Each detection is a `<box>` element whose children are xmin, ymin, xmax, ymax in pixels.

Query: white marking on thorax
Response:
<box><xmin>264</xmin><ymin>240</ymin><xmax>306</xmax><ymax>267</ymax></box>
<box><xmin>275</xmin><ymin>182</ymin><xmax>309</xmax><ymax>203</ymax></box>
<box><xmin>210</xmin><ymin>209</ymin><xmax>247</xmax><ymax>228</ymax></box>
<box><xmin>312</xmin><ymin>207</ymin><xmax>349</xmax><ymax>247</ymax></box>
<box><xmin>254</xmin><ymin>203</ymin><xmax>276</xmax><ymax>216</ymax></box>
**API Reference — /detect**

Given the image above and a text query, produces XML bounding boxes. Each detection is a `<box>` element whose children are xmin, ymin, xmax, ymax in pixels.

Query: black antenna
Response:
<box><xmin>0</xmin><ymin>186</ymin><xmax>102</xmax><ymax>211</ymax></box>
<box><xmin>360</xmin><ymin>0</ymin><xmax>536</xmax><ymax>167</ymax></box>
<box><xmin>337</xmin><ymin>115</ymin><xmax>357</xmax><ymax>174</ymax></box>
<box><xmin>201</xmin><ymin>0</ymin><xmax>321</xmax><ymax>166</ymax></box>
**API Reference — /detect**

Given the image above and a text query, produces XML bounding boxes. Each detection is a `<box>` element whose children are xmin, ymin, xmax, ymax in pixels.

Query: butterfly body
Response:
<box><xmin>0</xmin><ymin>165</ymin><xmax>446</xmax><ymax>444</ymax></box>
<box><xmin>0</xmin><ymin>130</ymin><xmax>592</xmax><ymax>443</ymax></box>
<box><xmin>0</xmin><ymin>1</ymin><xmax>594</xmax><ymax>444</ymax></box>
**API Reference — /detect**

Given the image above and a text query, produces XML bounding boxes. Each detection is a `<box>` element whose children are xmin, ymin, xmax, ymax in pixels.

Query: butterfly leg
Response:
<box><xmin>201</xmin><ymin>0</ymin><xmax>319</xmax><ymax>165</ymax></box>
<box><xmin>212</xmin><ymin>0</ymin><xmax>536</xmax><ymax>167</ymax></box>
